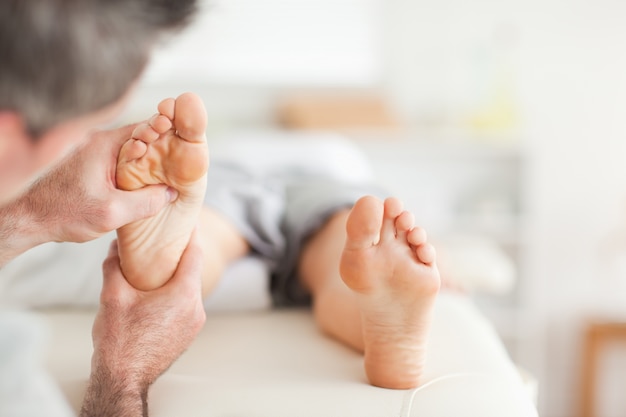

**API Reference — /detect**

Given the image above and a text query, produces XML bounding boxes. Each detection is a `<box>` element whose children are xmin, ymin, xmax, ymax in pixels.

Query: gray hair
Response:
<box><xmin>0</xmin><ymin>0</ymin><xmax>198</xmax><ymax>137</ymax></box>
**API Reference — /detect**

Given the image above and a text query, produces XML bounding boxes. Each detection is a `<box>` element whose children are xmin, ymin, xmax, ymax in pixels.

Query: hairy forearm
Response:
<box><xmin>80</xmin><ymin>365</ymin><xmax>149</xmax><ymax>417</ymax></box>
<box><xmin>0</xmin><ymin>161</ymin><xmax>88</xmax><ymax>266</ymax></box>
<box><xmin>0</xmin><ymin>194</ymin><xmax>46</xmax><ymax>267</ymax></box>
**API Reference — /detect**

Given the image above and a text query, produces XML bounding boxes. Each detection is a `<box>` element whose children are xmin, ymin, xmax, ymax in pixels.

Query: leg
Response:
<box><xmin>116</xmin><ymin>93</ymin><xmax>209</xmax><ymax>290</ymax></box>
<box><xmin>298</xmin><ymin>209</ymin><xmax>364</xmax><ymax>350</ymax></box>
<box><xmin>299</xmin><ymin>196</ymin><xmax>440</xmax><ymax>389</ymax></box>
<box><xmin>196</xmin><ymin>206</ymin><xmax>250</xmax><ymax>297</ymax></box>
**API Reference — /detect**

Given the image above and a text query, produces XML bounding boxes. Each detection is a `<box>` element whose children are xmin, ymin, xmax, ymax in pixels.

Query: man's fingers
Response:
<box><xmin>102</xmin><ymin>239</ymin><xmax>120</xmax><ymax>278</ymax></box>
<box><xmin>164</xmin><ymin>229</ymin><xmax>204</xmax><ymax>295</ymax></box>
<box><xmin>106</xmin><ymin>239</ymin><xmax>119</xmax><ymax>258</ymax></box>
<box><xmin>158</xmin><ymin>230</ymin><xmax>206</xmax><ymax>333</ymax></box>
<box><xmin>101</xmin><ymin>239</ymin><xmax>134</xmax><ymax>302</ymax></box>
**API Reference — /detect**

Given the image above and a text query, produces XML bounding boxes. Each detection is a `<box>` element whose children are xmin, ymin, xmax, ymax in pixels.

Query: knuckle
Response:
<box><xmin>101</xmin><ymin>255</ymin><xmax>117</xmax><ymax>275</ymax></box>
<box><xmin>99</xmin><ymin>200</ymin><xmax>121</xmax><ymax>231</ymax></box>
<box><xmin>181</xmin><ymin>295</ymin><xmax>205</xmax><ymax>328</ymax></box>
<box><xmin>192</xmin><ymin>306</ymin><xmax>206</xmax><ymax>331</ymax></box>
<box><xmin>99</xmin><ymin>283</ymin><xmax>122</xmax><ymax>306</ymax></box>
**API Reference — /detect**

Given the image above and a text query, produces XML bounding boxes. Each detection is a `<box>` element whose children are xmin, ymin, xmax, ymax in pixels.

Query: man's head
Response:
<box><xmin>0</xmin><ymin>0</ymin><xmax>198</xmax><ymax>202</ymax></box>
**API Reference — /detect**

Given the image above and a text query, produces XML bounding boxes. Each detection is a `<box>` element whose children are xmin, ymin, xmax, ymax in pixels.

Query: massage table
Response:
<box><xmin>0</xmin><ymin>133</ymin><xmax>538</xmax><ymax>416</ymax></box>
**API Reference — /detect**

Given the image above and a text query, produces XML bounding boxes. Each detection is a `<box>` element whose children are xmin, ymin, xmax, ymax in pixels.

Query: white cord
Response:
<box><xmin>400</xmin><ymin>372</ymin><xmax>491</xmax><ymax>417</ymax></box>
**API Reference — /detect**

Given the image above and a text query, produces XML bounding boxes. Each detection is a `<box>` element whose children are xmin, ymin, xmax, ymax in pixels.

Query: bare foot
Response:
<box><xmin>116</xmin><ymin>93</ymin><xmax>209</xmax><ymax>290</ymax></box>
<box><xmin>340</xmin><ymin>196</ymin><xmax>440</xmax><ymax>389</ymax></box>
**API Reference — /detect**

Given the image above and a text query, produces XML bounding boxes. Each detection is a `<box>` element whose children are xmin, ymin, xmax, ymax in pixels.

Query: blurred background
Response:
<box><xmin>122</xmin><ymin>0</ymin><xmax>626</xmax><ymax>416</ymax></box>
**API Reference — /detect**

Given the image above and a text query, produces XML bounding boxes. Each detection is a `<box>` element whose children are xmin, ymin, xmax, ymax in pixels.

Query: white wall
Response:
<box><xmin>518</xmin><ymin>2</ymin><xmax>626</xmax><ymax>416</ymax></box>
<box><xmin>377</xmin><ymin>1</ymin><xmax>626</xmax><ymax>415</ymax></box>
<box><xmin>144</xmin><ymin>0</ymin><xmax>382</xmax><ymax>86</ymax></box>
<box><xmin>128</xmin><ymin>1</ymin><xmax>626</xmax><ymax>416</ymax></box>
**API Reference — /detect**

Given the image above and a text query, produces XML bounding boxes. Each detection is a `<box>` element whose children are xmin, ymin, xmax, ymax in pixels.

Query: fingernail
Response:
<box><xmin>166</xmin><ymin>187</ymin><xmax>179</xmax><ymax>202</ymax></box>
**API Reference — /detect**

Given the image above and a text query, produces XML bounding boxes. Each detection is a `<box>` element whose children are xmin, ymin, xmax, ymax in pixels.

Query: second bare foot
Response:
<box><xmin>340</xmin><ymin>196</ymin><xmax>440</xmax><ymax>389</ymax></box>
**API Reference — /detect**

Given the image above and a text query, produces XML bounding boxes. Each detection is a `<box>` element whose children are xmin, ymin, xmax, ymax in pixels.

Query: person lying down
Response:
<box><xmin>11</xmin><ymin>92</ymin><xmax>443</xmax><ymax>390</ymax></box>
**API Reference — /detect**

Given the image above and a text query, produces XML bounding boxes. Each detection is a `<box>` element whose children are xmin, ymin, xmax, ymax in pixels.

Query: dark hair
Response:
<box><xmin>0</xmin><ymin>0</ymin><xmax>198</xmax><ymax>136</ymax></box>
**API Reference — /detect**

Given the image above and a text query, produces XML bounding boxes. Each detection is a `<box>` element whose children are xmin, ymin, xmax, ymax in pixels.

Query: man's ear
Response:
<box><xmin>0</xmin><ymin>111</ymin><xmax>32</xmax><ymax>150</ymax></box>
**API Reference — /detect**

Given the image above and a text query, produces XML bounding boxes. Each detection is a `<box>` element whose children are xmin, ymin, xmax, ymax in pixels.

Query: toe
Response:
<box><xmin>173</xmin><ymin>92</ymin><xmax>207</xmax><ymax>143</ymax></box>
<box><xmin>116</xmin><ymin>139</ymin><xmax>148</xmax><ymax>190</ymax></box>
<box><xmin>394</xmin><ymin>211</ymin><xmax>414</xmax><ymax>240</ymax></box>
<box><xmin>158</xmin><ymin>97</ymin><xmax>176</xmax><ymax>120</ymax></box>
<box><xmin>344</xmin><ymin>196</ymin><xmax>383</xmax><ymax>250</ymax></box>
<box><xmin>119</xmin><ymin>139</ymin><xmax>147</xmax><ymax>163</ymax></box>
<box><xmin>407</xmin><ymin>227</ymin><xmax>427</xmax><ymax>247</ymax></box>
<box><xmin>132</xmin><ymin>124</ymin><xmax>159</xmax><ymax>144</ymax></box>
<box><xmin>149</xmin><ymin>114</ymin><xmax>172</xmax><ymax>134</ymax></box>
<box><xmin>415</xmin><ymin>242</ymin><xmax>436</xmax><ymax>265</ymax></box>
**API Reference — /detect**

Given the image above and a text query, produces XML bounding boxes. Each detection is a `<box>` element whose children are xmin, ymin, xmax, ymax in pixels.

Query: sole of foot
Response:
<box><xmin>116</xmin><ymin>92</ymin><xmax>209</xmax><ymax>290</ymax></box>
<box><xmin>340</xmin><ymin>196</ymin><xmax>441</xmax><ymax>389</ymax></box>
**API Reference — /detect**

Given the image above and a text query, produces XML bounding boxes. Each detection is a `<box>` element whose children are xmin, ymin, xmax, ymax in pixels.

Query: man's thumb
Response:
<box><xmin>116</xmin><ymin>185</ymin><xmax>178</xmax><ymax>226</ymax></box>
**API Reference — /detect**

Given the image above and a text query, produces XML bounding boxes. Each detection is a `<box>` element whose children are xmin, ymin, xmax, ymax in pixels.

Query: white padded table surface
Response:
<box><xmin>39</xmin><ymin>293</ymin><xmax>537</xmax><ymax>417</ymax></box>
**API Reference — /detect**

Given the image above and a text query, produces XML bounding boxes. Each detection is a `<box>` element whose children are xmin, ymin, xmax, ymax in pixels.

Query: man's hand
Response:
<box><xmin>80</xmin><ymin>232</ymin><xmax>206</xmax><ymax>417</ymax></box>
<box><xmin>0</xmin><ymin>124</ymin><xmax>177</xmax><ymax>266</ymax></box>
<box><xmin>32</xmin><ymin>124</ymin><xmax>178</xmax><ymax>243</ymax></box>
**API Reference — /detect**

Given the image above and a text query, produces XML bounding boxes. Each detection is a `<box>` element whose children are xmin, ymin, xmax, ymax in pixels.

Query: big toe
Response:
<box><xmin>345</xmin><ymin>196</ymin><xmax>384</xmax><ymax>251</ymax></box>
<box><xmin>173</xmin><ymin>92</ymin><xmax>207</xmax><ymax>143</ymax></box>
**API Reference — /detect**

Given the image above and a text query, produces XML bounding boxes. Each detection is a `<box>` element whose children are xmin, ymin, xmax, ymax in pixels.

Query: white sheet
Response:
<box><xmin>40</xmin><ymin>294</ymin><xmax>538</xmax><ymax>417</ymax></box>
<box><xmin>0</xmin><ymin>232</ymin><xmax>273</xmax><ymax>312</ymax></box>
